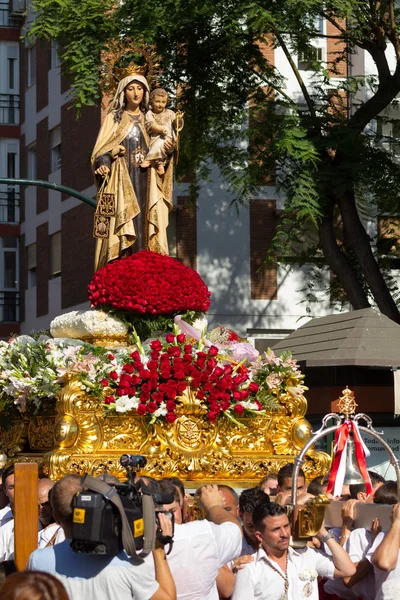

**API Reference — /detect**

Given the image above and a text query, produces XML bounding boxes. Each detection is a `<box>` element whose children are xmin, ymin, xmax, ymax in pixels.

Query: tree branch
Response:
<box><xmin>318</xmin><ymin>214</ymin><xmax>370</xmax><ymax>310</ymax></box>
<box><xmin>273</xmin><ymin>31</ymin><xmax>319</xmax><ymax>127</ymax></box>
<box><xmin>320</xmin><ymin>11</ymin><xmax>347</xmax><ymax>36</ymax></box>
<box><xmin>256</xmin><ymin>74</ymin><xmax>297</xmax><ymax>106</ymax></box>
<box><xmin>348</xmin><ymin>63</ymin><xmax>400</xmax><ymax>136</ymax></box>
<box><xmin>387</xmin><ymin>0</ymin><xmax>400</xmax><ymax>61</ymax></box>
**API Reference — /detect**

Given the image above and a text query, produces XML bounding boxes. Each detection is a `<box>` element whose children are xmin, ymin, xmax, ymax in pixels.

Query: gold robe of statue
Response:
<box><xmin>92</xmin><ymin>74</ymin><xmax>173</xmax><ymax>271</ymax></box>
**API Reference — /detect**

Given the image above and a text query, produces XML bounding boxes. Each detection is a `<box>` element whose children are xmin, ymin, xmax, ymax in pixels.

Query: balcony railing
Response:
<box><xmin>0</xmin><ymin>291</ymin><xmax>19</xmax><ymax>323</ymax></box>
<box><xmin>0</xmin><ymin>94</ymin><xmax>19</xmax><ymax>125</ymax></box>
<box><xmin>0</xmin><ymin>189</ymin><xmax>20</xmax><ymax>223</ymax></box>
<box><xmin>0</xmin><ymin>7</ymin><xmax>20</xmax><ymax>27</ymax></box>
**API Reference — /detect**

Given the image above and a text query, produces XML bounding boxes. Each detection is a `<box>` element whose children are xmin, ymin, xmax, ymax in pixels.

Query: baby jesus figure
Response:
<box><xmin>143</xmin><ymin>88</ymin><xmax>184</xmax><ymax>175</ymax></box>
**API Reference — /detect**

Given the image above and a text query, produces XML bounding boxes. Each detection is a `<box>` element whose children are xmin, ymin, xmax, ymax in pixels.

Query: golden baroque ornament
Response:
<box><xmin>8</xmin><ymin>377</ymin><xmax>330</xmax><ymax>485</ymax></box>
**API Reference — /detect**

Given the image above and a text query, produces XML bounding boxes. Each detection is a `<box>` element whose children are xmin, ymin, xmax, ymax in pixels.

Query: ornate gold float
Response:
<box><xmin>1</xmin><ymin>376</ymin><xmax>330</xmax><ymax>485</ymax></box>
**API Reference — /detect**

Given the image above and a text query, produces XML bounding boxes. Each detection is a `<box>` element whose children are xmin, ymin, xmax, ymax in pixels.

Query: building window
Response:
<box><xmin>8</xmin><ymin>58</ymin><xmax>16</xmax><ymax>90</ymax></box>
<box><xmin>298</xmin><ymin>46</ymin><xmax>323</xmax><ymax>70</ymax></box>
<box><xmin>7</xmin><ymin>152</ymin><xmax>16</xmax><ymax>179</ymax></box>
<box><xmin>50</xmin><ymin>40</ymin><xmax>60</xmax><ymax>69</ymax></box>
<box><xmin>314</xmin><ymin>15</ymin><xmax>324</xmax><ymax>34</ymax></box>
<box><xmin>392</xmin><ymin>121</ymin><xmax>400</xmax><ymax>156</ymax></box>
<box><xmin>27</xmin><ymin>242</ymin><xmax>36</xmax><ymax>288</ymax></box>
<box><xmin>27</xmin><ymin>145</ymin><xmax>36</xmax><ymax>179</ymax></box>
<box><xmin>50</xmin><ymin>127</ymin><xmax>61</xmax><ymax>172</ymax></box>
<box><xmin>3</xmin><ymin>251</ymin><xmax>17</xmax><ymax>289</ymax></box>
<box><xmin>50</xmin><ymin>231</ymin><xmax>61</xmax><ymax>278</ymax></box>
<box><xmin>27</xmin><ymin>45</ymin><xmax>36</xmax><ymax>87</ymax></box>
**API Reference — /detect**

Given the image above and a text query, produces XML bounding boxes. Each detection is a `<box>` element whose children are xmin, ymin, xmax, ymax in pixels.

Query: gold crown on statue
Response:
<box><xmin>100</xmin><ymin>38</ymin><xmax>162</xmax><ymax>96</ymax></box>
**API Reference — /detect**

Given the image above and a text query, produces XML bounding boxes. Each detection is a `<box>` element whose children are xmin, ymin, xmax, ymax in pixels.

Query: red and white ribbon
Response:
<box><xmin>326</xmin><ymin>421</ymin><xmax>372</xmax><ymax>498</ymax></box>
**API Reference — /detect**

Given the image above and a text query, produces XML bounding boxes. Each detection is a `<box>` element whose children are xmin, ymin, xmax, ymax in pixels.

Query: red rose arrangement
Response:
<box><xmin>88</xmin><ymin>251</ymin><xmax>211</xmax><ymax>315</ymax></box>
<box><xmin>101</xmin><ymin>333</ymin><xmax>261</xmax><ymax>423</ymax></box>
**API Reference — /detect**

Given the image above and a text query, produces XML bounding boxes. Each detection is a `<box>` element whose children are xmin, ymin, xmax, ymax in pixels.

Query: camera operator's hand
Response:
<box><xmin>152</xmin><ymin>513</ymin><xmax>176</xmax><ymax>600</ymax></box>
<box><xmin>198</xmin><ymin>484</ymin><xmax>224</xmax><ymax>511</ymax></box>
<box><xmin>155</xmin><ymin>513</ymin><xmax>173</xmax><ymax>550</ymax></box>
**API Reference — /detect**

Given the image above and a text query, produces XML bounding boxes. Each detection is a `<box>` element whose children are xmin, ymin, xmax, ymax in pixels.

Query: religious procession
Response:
<box><xmin>0</xmin><ymin>2</ymin><xmax>400</xmax><ymax>600</ymax></box>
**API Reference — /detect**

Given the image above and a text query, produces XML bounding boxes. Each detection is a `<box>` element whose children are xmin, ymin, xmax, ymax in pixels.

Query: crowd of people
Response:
<box><xmin>0</xmin><ymin>462</ymin><xmax>398</xmax><ymax>600</ymax></box>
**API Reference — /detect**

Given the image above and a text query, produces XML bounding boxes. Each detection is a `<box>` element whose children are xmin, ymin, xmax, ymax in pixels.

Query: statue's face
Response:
<box><xmin>125</xmin><ymin>82</ymin><xmax>144</xmax><ymax>107</ymax></box>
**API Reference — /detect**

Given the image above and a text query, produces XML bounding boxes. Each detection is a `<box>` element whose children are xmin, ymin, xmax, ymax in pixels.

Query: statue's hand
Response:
<box><xmin>94</xmin><ymin>165</ymin><xmax>110</xmax><ymax>176</ymax></box>
<box><xmin>164</xmin><ymin>138</ymin><xmax>175</xmax><ymax>154</ymax></box>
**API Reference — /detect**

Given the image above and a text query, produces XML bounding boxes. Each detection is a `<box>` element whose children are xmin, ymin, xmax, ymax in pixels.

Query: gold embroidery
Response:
<box><xmin>97</xmin><ymin>192</ymin><xmax>115</xmax><ymax>217</ymax></box>
<box><xmin>93</xmin><ymin>215</ymin><xmax>110</xmax><ymax>239</ymax></box>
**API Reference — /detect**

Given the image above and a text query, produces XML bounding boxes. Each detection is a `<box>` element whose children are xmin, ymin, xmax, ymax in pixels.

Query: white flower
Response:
<box><xmin>153</xmin><ymin>402</ymin><xmax>168</xmax><ymax>418</ymax></box>
<box><xmin>240</xmin><ymin>399</ymin><xmax>260</xmax><ymax>411</ymax></box>
<box><xmin>115</xmin><ymin>395</ymin><xmax>140</xmax><ymax>413</ymax></box>
<box><xmin>192</xmin><ymin>315</ymin><xmax>208</xmax><ymax>332</ymax></box>
<box><xmin>50</xmin><ymin>309</ymin><xmax>128</xmax><ymax>339</ymax></box>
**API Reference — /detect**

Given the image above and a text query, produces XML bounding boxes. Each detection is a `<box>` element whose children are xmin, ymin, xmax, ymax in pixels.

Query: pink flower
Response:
<box><xmin>266</xmin><ymin>373</ymin><xmax>283</xmax><ymax>389</ymax></box>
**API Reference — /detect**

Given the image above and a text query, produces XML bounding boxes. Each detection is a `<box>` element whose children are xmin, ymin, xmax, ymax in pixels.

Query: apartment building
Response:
<box><xmin>0</xmin><ymin>0</ymin><xmax>21</xmax><ymax>337</ymax></box>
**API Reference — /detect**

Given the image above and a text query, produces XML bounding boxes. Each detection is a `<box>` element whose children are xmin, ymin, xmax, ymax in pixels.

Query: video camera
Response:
<box><xmin>71</xmin><ymin>454</ymin><xmax>174</xmax><ymax>558</ymax></box>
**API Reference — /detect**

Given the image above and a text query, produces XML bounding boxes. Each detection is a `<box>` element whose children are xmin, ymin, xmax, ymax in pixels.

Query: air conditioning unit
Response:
<box><xmin>10</xmin><ymin>0</ymin><xmax>26</xmax><ymax>17</ymax></box>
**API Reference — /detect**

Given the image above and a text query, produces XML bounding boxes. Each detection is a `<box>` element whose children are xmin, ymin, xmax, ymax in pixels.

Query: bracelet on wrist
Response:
<box><xmin>320</xmin><ymin>532</ymin><xmax>336</xmax><ymax>543</ymax></box>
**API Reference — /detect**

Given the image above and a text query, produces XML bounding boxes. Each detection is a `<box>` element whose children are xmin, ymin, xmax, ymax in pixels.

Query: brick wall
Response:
<box><xmin>258</xmin><ymin>34</ymin><xmax>275</xmax><ymax>66</ymax></box>
<box><xmin>61</xmin><ymin>203</ymin><xmax>96</xmax><ymax>308</ymax></box>
<box><xmin>36</xmin><ymin>223</ymin><xmax>49</xmax><ymax>317</ymax></box>
<box><xmin>250</xmin><ymin>200</ymin><xmax>277</xmax><ymax>300</ymax></box>
<box><xmin>36</xmin><ymin>40</ymin><xmax>49</xmax><ymax>112</ymax></box>
<box><xmin>19</xmin><ymin>233</ymin><xmax>26</xmax><ymax>323</ymax></box>
<box><xmin>250</xmin><ymin>36</ymin><xmax>275</xmax><ymax>185</ymax></box>
<box><xmin>176</xmin><ymin>197</ymin><xmax>197</xmax><ymax>270</ymax></box>
<box><xmin>36</xmin><ymin>118</ymin><xmax>49</xmax><ymax>214</ymax></box>
<box><xmin>327</xmin><ymin>19</ymin><xmax>347</xmax><ymax>78</ymax></box>
<box><xmin>61</xmin><ymin>104</ymin><xmax>100</xmax><ymax>199</ymax></box>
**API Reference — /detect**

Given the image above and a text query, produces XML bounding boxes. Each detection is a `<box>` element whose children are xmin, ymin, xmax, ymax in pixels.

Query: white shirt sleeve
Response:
<box><xmin>209</xmin><ymin>521</ymin><xmax>242</xmax><ymax>567</ymax></box>
<box><xmin>231</xmin><ymin>562</ymin><xmax>256</xmax><ymax>600</ymax></box>
<box><xmin>313</xmin><ymin>548</ymin><xmax>336</xmax><ymax>580</ymax></box>
<box><xmin>347</xmin><ymin>529</ymin><xmax>369</xmax><ymax>562</ymax></box>
<box><xmin>366</xmin><ymin>531</ymin><xmax>385</xmax><ymax>564</ymax></box>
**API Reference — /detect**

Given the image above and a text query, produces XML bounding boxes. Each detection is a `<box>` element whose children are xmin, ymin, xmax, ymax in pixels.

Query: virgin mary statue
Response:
<box><xmin>92</xmin><ymin>73</ymin><xmax>174</xmax><ymax>271</ymax></box>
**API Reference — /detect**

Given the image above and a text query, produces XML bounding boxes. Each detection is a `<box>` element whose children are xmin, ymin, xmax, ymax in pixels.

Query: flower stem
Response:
<box><xmin>223</xmin><ymin>411</ymin><xmax>246</xmax><ymax>428</ymax></box>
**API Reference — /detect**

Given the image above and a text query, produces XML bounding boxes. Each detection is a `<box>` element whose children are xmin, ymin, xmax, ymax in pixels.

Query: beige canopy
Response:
<box><xmin>272</xmin><ymin>308</ymin><xmax>400</xmax><ymax>367</ymax></box>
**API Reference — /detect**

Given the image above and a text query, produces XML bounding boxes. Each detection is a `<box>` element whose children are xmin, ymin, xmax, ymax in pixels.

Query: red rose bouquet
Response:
<box><xmin>99</xmin><ymin>333</ymin><xmax>261</xmax><ymax>424</ymax></box>
<box><xmin>88</xmin><ymin>251</ymin><xmax>211</xmax><ymax>340</ymax></box>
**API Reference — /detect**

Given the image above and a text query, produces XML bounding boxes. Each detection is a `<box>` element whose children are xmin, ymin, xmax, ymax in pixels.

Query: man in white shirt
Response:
<box><xmin>165</xmin><ymin>484</ymin><xmax>242</xmax><ymax>600</ymax></box>
<box><xmin>232</xmin><ymin>501</ymin><xmax>355</xmax><ymax>600</ymax></box>
<box><xmin>367</xmin><ymin>502</ymin><xmax>400</xmax><ymax>600</ymax></box>
<box><xmin>0</xmin><ymin>478</ymin><xmax>55</xmax><ymax>562</ymax></box>
<box><xmin>0</xmin><ymin>466</ymin><xmax>14</xmax><ymax>527</ymax></box>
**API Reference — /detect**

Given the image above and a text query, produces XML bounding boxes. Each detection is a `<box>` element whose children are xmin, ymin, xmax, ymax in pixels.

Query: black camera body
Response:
<box><xmin>71</xmin><ymin>455</ymin><xmax>174</xmax><ymax>556</ymax></box>
<box><xmin>71</xmin><ymin>482</ymin><xmax>145</xmax><ymax>555</ymax></box>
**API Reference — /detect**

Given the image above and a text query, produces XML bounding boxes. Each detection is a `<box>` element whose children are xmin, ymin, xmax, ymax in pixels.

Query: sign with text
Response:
<box><xmin>361</xmin><ymin>427</ymin><xmax>400</xmax><ymax>480</ymax></box>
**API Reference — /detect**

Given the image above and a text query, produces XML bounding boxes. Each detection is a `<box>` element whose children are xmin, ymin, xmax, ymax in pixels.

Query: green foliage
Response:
<box><xmin>107</xmin><ymin>309</ymin><xmax>203</xmax><ymax>342</ymax></box>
